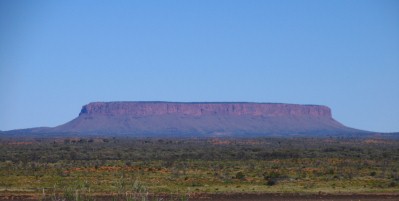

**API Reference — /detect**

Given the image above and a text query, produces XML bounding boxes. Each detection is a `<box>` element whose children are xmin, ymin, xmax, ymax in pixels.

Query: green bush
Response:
<box><xmin>235</xmin><ymin>171</ymin><xmax>245</xmax><ymax>180</ymax></box>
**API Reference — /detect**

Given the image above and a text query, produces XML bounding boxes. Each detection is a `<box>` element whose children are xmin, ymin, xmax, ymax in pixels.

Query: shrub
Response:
<box><xmin>266</xmin><ymin>179</ymin><xmax>276</xmax><ymax>186</ymax></box>
<box><xmin>263</xmin><ymin>171</ymin><xmax>280</xmax><ymax>180</ymax></box>
<box><xmin>389</xmin><ymin>181</ymin><xmax>396</xmax><ymax>187</ymax></box>
<box><xmin>235</xmin><ymin>171</ymin><xmax>245</xmax><ymax>180</ymax></box>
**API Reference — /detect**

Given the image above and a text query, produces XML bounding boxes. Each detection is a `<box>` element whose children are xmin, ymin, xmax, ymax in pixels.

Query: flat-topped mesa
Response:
<box><xmin>79</xmin><ymin>102</ymin><xmax>332</xmax><ymax>118</ymax></box>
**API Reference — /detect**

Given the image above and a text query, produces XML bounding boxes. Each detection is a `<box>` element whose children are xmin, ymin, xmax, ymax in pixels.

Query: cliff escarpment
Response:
<box><xmin>79</xmin><ymin>102</ymin><xmax>332</xmax><ymax>118</ymax></box>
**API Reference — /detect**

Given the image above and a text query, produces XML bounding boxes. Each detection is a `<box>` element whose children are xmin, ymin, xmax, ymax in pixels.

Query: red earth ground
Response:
<box><xmin>1</xmin><ymin>193</ymin><xmax>399</xmax><ymax>201</ymax></box>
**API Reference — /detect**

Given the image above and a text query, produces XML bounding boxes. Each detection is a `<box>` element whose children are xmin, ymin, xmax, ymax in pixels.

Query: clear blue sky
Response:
<box><xmin>1</xmin><ymin>0</ymin><xmax>398</xmax><ymax>132</ymax></box>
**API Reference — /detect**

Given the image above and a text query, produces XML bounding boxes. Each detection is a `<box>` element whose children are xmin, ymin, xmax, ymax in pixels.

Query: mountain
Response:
<box><xmin>2</xmin><ymin>101</ymin><xmax>374</xmax><ymax>137</ymax></box>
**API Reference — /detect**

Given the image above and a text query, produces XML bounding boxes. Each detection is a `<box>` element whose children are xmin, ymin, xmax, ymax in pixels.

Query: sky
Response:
<box><xmin>0</xmin><ymin>0</ymin><xmax>398</xmax><ymax>132</ymax></box>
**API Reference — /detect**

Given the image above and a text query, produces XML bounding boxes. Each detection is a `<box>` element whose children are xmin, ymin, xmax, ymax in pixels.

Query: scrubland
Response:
<box><xmin>0</xmin><ymin>137</ymin><xmax>398</xmax><ymax>200</ymax></box>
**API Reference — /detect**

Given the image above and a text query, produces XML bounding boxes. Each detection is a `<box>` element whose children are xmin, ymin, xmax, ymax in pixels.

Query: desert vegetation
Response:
<box><xmin>0</xmin><ymin>137</ymin><xmax>398</xmax><ymax>200</ymax></box>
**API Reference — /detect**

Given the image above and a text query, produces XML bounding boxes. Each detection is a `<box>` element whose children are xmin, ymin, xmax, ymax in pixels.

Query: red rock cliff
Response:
<box><xmin>79</xmin><ymin>102</ymin><xmax>332</xmax><ymax>118</ymax></box>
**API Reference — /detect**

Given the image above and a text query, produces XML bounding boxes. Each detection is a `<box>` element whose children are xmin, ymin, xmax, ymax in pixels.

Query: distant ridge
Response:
<box><xmin>2</xmin><ymin>101</ymin><xmax>377</xmax><ymax>138</ymax></box>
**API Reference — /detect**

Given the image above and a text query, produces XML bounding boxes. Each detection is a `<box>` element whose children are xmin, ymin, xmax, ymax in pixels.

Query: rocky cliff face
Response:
<box><xmin>79</xmin><ymin>102</ymin><xmax>332</xmax><ymax>118</ymax></box>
